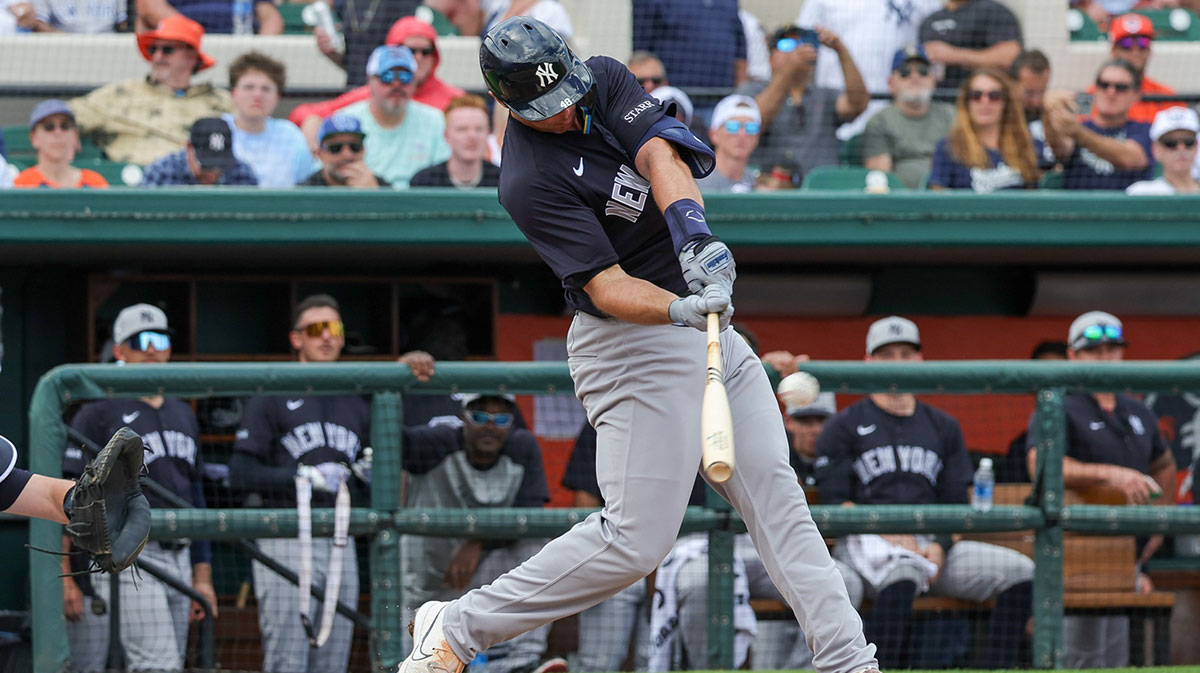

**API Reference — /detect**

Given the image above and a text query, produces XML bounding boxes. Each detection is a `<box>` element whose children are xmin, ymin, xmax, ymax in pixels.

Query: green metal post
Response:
<box><xmin>27</xmin><ymin>374</ymin><xmax>68</xmax><ymax>672</ymax></box>
<box><xmin>705</xmin><ymin>485</ymin><xmax>735</xmax><ymax>669</ymax></box>
<box><xmin>371</xmin><ymin>392</ymin><xmax>405</xmax><ymax>670</ymax></box>
<box><xmin>1032</xmin><ymin>387</ymin><xmax>1066</xmax><ymax>669</ymax></box>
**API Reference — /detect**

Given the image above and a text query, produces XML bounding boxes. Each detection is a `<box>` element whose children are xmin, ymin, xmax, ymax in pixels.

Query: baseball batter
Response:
<box><xmin>398</xmin><ymin>17</ymin><xmax>879</xmax><ymax>673</ymax></box>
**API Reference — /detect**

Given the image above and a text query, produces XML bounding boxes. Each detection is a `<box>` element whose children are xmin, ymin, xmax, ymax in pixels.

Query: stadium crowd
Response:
<box><xmin>2</xmin><ymin>0</ymin><xmax>1200</xmax><ymax>193</ymax></box>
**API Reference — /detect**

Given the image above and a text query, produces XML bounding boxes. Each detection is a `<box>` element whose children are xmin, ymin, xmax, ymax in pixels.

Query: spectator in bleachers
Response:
<box><xmin>135</xmin><ymin>0</ymin><xmax>281</xmax><ymax>34</ymax></box>
<box><xmin>1009</xmin><ymin>49</ymin><xmax>1058</xmax><ymax>169</ymax></box>
<box><xmin>739</xmin><ymin>8</ymin><xmax>771</xmax><ymax>83</ymax></box>
<box><xmin>141</xmin><ymin>117</ymin><xmax>258</xmax><ymax>186</ymax></box>
<box><xmin>1043</xmin><ymin>59</ymin><xmax>1152</xmax><ymax>190</ymax></box>
<box><xmin>697</xmin><ymin>94</ymin><xmax>760</xmax><ymax>193</ymax></box>
<box><xmin>632</xmin><ymin>0</ymin><xmax>746</xmax><ymax>89</ymax></box>
<box><xmin>741</xmin><ymin>25</ymin><xmax>869</xmax><ymax>181</ymax></box>
<box><xmin>1</xmin><ymin>0</ymin><xmax>33</xmax><ymax>32</ymax></box>
<box><xmin>863</xmin><ymin>46</ymin><xmax>955</xmax><ymax>190</ymax></box>
<box><xmin>410</xmin><ymin>95</ymin><xmax>500</xmax><ymax>189</ymax></box>
<box><xmin>70</xmin><ymin>15</ymin><xmax>233</xmax><ymax>165</ymax></box>
<box><xmin>340</xmin><ymin>45</ymin><xmax>449</xmax><ymax>188</ymax></box>
<box><xmin>1089</xmin><ymin>13</ymin><xmax>1178</xmax><ymax>124</ymax></box>
<box><xmin>13</xmin><ymin>100</ymin><xmax>109</xmax><ymax>189</ymax></box>
<box><xmin>1025</xmin><ymin>310</ymin><xmax>1176</xmax><ymax>668</ymax></box>
<box><xmin>314</xmin><ymin>0</ymin><xmax>419</xmax><ymax>87</ymax></box>
<box><xmin>479</xmin><ymin>0</ymin><xmax>571</xmax><ymax>39</ymax></box>
<box><xmin>755</xmin><ymin>162</ymin><xmax>800</xmax><ymax>190</ymax></box>
<box><xmin>223</xmin><ymin>52</ymin><xmax>318</xmax><ymax>188</ymax></box>
<box><xmin>301</xmin><ymin>115</ymin><xmax>389</xmax><ymax>187</ymax></box>
<box><xmin>419</xmin><ymin>0</ymin><xmax>475</xmax><ymax>35</ymax></box>
<box><xmin>918</xmin><ymin>0</ymin><xmax>1022</xmax><ymax>93</ymax></box>
<box><xmin>400</xmin><ymin>393</ymin><xmax>561</xmax><ymax>673</ymax></box>
<box><xmin>627</xmin><ymin>50</ymin><xmax>668</xmax><ymax>93</ymax></box>
<box><xmin>818</xmin><ymin>316</ymin><xmax>1034</xmax><ymax>670</ymax></box>
<box><xmin>928</xmin><ymin>68</ymin><xmax>1039</xmax><ymax>191</ymax></box>
<box><xmin>27</xmin><ymin>0</ymin><xmax>126</xmax><ymax>32</ymax></box>
<box><xmin>1127</xmin><ymin>106</ymin><xmax>1200</xmax><ymax>193</ymax></box>
<box><xmin>649</xmin><ymin>85</ymin><xmax>694</xmax><ymax>127</ymax></box>
<box><xmin>797</xmin><ymin>0</ymin><xmax>942</xmax><ymax>138</ymax></box>
<box><xmin>291</xmin><ymin>16</ymin><xmax>466</xmax><ymax>153</ymax></box>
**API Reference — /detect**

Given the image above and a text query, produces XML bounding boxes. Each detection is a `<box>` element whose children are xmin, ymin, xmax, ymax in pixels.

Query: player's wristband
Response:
<box><xmin>664</xmin><ymin>199</ymin><xmax>711</xmax><ymax>254</ymax></box>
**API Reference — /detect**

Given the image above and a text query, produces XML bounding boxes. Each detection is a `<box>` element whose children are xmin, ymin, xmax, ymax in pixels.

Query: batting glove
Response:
<box><xmin>669</xmin><ymin>284</ymin><xmax>734</xmax><ymax>332</ymax></box>
<box><xmin>296</xmin><ymin>462</ymin><xmax>350</xmax><ymax>493</ymax></box>
<box><xmin>678</xmin><ymin>235</ymin><xmax>736</xmax><ymax>295</ymax></box>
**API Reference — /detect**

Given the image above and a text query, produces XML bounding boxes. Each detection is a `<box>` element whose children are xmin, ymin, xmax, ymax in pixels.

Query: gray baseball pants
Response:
<box><xmin>252</xmin><ymin>536</ymin><xmax>359</xmax><ymax>673</ymax></box>
<box><xmin>574</xmin><ymin>579</ymin><xmax>649</xmax><ymax>672</ymax></box>
<box><xmin>833</xmin><ymin>539</ymin><xmax>1034</xmax><ymax>601</ymax></box>
<box><xmin>444</xmin><ymin>314</ymin><xmax>878</xmax><ymax>673</ymax></box>
<box><xmin>65</xmin><ymin>594</ymin><xmax>109</xmax><ymax>673</ymax></box>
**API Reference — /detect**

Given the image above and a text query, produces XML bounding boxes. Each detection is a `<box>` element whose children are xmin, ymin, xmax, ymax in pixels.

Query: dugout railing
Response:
<box><xmin>25</xmin><ymin>361</ymin><xmax>1200</xmax><ymax>671</ymax></box>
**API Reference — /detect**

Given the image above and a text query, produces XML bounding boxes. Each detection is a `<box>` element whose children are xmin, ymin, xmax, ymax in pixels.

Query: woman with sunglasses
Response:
<box><xmin>1127</xmin><ymin>106</ymin><xmax>1200</xmax><ymax>195</ymax></box>
<box><xmin>928</xmin><ymin>68</ymin><xmax>1039</xmax><ymax>192</ymax></box>
<box><xmin>14</xmin><ymin>99</ymin><xmax>108</xmax><ymax>188</ymax></box>
<box><xmin>698</xmin><ymin>94</ymin><xmax>761</xmax><ymax>193</ymax></box>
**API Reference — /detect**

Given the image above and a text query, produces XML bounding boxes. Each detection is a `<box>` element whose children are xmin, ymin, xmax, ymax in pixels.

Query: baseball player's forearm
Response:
<box><xmin>1150</xmin><ymin>454</ymin><xmax>1176</xmax><ymax>504</ymax></box>
<box><xmin>584</xmin><ymin>265</ymin><xmax>676</xmax><ymax>325</ymax></box>
<box><xmin>5</xmin><ymin>473</ymin><xmax>70</xmax><ymax>523</ymax></box>
<box><xmin>635</xmin><ymin>137</ymin><xmax>703</xmax><ymax>214</ymax></box>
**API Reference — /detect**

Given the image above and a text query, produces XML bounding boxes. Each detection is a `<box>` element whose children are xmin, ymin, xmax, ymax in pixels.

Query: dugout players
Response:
<box><xmin>817</xmin><ymin>316</ymin><xmax>1033</xmax><ymax>670</ymax></box>
<box><xmin>63</xmin><ymin>302</ymin><xmax>215</xmax><ymax>672</ymax></box>
<box><xmin>1024</xmin><ymin>310</ymin><xmax>1176</xmax><ymax>668</ymax></box>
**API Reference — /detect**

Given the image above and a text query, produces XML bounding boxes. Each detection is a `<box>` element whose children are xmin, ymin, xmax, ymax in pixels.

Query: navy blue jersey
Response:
<box><xmin>64</xmin><ymin>399</ymin><xmax>210</xmax><ymax>564</ymax></box>
<box><xmin>0</xmin><ymin>435</ymin><xmax>32</xmax><ymax>512</ymax></box>
<box><xmin>815</xmin><ymin>397</ymin><xmax>973</xmax><ymax>506</ymax></box>
<box><xmin>563</xmin><ymin>422</ymin><xmax>706</xmax><ymax>506</ymax></box>
<box><xmin>233</xmin><ymin>394</ymin><xmax>370</xmax><ymax>507</ymax></box>
<box><xmin>498</xmin><ymin>55</ymin><xmax>715</xmax><ymax>317</ymax></box>
<box><xmin>1026</xmin><ymin>393</ymin><xmax>1169</xmax><ymax>475</ymax></box>
<box><xmin>403</xmin><ymin>425</ymin><xmax>550</xmax><ymax>507</ymax></box>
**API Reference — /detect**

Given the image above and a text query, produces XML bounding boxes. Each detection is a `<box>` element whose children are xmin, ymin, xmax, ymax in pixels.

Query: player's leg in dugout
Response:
<box><xmin>65</xmin><ymin>579</ymin><xmax>109</xmax><ymax>673</ymax></box>
<box><xmin>98</xmin><ymin>543</ymin><xmax>189</xmax><ymax>670</ymax></box>
<box><xmin>930</xmin><ymin>540</ymin><xmax>1033</xmax><ymax>668</ymax></box>
<box><xmin>574</xmin><ymin>579</ymin><xmax>646</xmax><ymax>672</ymax></box>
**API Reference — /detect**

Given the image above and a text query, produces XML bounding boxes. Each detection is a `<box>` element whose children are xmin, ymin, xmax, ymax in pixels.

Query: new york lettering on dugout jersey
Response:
<box><xmin>815</xmin><ymin>397</ymin><xmax>973</xmax><ymax>505</ymax></box>
<box><xmin>498</xmin><ymin>56</ymin><xmax>715</xmax><ymax>317</ymax></box>
<box><xmin>234</xmin><ymin>394</ymin><xmax>370</xmax><ymax>506</ymax></box>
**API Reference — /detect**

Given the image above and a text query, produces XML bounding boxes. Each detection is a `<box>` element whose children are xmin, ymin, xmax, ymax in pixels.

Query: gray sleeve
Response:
<box><xmin>860</xmin><ymin>110</ymin><xmax>891</xmax><ymax>159</ymax></box>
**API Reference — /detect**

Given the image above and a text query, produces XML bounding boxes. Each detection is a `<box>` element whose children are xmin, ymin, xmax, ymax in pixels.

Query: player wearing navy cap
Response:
<box><xmin>398</xmin><ymin>17</ymin><xmax>879</xmax><ymax>673</ymax></box>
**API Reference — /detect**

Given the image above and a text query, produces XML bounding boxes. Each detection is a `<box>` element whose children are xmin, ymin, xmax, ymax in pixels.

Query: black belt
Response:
<box><xmin>157</xmin><ymin>541</ymin><xmax>188</xmax><ymax>552</ymax></box>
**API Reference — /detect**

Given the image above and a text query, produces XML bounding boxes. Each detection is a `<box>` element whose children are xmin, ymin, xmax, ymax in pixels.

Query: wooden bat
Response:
<box><xmin>701</xmin><ymin>312</ymin><xmax>735</xmax><ymax>483</ymax></box>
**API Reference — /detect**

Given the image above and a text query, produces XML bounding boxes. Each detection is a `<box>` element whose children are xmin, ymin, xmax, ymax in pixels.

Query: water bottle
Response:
<box><xmin>466</xmin><ymin>653</ymin><xmax>488</xmax><ymax>673</ymax></box>
<box><xmin>302</xmin><ymin>0</ymin><xmax>345</xmax><ymax>53</ymax></box>
<box><xmin>972</xmin><ymin>457</ymin><xmax>995</xmax><ymax>512</ymax></box>
<box><xmin>232</xmin><ymin>0</ymin><xmax>254</xmax><ymax>35</ymax></box>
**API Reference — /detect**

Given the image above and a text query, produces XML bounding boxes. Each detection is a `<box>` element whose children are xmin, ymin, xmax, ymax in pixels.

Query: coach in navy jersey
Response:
<box><xmin>817</xmin><ymin>316</ymin><xmax>1033</xmax><ymax>670</ymax></box>
<box><xmin>62</xmin><ymin>302</ymin><xmax>215</xmax><ymax>673</ymax></box>
<box><xmin>1025</xmin><ymin>310</ymin><xmax>1175</xmax><ymax>668</ymax></box>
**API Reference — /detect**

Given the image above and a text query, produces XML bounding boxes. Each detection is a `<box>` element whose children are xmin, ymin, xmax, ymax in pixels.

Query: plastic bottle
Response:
<box><xmin>302</xmin><ymin>0</ymin><xmax>345</xmax><ymax>53</ymax></box>
<box><xmin>232</xmin><ymin>0</ymin><xmax>254</xmax><ymax>35</ymax></box>
<box><xmin>972</xmin><ymin>457</ymin><xmax>994</xmax><ymax>512</ymax></box>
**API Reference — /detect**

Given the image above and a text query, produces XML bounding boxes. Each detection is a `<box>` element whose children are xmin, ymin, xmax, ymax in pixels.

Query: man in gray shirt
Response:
<box><xmin>739</xmin><ymin>24</ymin><xmax>869</xmax><ymax>180</ymax></box>
<box><xmin>697</xmin><ymin>94</ymin><xmax>761</xmax><ymax>193</ymax></box>
<box><xmin>862</xmin><ymin>46</ymin><xmax>955</xmax><ymax>189</ymax></box>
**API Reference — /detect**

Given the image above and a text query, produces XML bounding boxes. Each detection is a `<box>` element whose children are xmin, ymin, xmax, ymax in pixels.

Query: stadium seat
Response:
<box><xmin>1038</xmin><ymin>170</ymin><xmax>1064</xmax><ymax>189</ymax></box>
<box><xmin>1135</xmin><ymin>9</ymin><xmax>1200</xmax><ymax>41</ymax></box>
<box><xmin>801</xmin><ymin>166</ymin><xmax>906</xmax><ymax>191</ymax></box>
<box><xmin>279</xmin><ymin>2</ymin><xmax>310</xmax><ymax>35</ymax></box>
<box><xmin>839</xmin><ymin>133</ymin><xmax>864</xmax><ymax>167</ymax></box>
<box><xmin>76</xmin><ymin>158</ymin><xmax>140</xmax><ymax>186</ymax></box>
<box><xmin>1067</xmin><ymin>8</ymin><xmax>1106</xmax><ymax>42</ymax></box>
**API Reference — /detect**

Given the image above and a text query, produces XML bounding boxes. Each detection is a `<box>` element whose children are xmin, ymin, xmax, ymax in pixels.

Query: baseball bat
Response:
<box><xmin>701</xmin><ymin>312</ymin><xmax>735</xmax><ymax>483</ymax></box>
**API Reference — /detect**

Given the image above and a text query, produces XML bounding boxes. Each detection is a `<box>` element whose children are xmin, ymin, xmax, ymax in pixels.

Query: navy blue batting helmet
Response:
<box><xmin>479</xmin><ymin>17</ymin><xmax>594</xmax><ymax>122</ymax></box>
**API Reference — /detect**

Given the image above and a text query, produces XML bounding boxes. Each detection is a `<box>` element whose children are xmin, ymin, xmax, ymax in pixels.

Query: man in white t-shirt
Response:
<box><xmin>797</xmin><ymin>0</ymin><xmax>942</xmax><ymax>139</ymax></box>
<box><xmin>341</xmin><ymin>45</ymin><xmax>450</xmax><ymax>188</ymax></box>
<box><xmin>1127</xmin><ymin>106</ymin><xmax>1200</xmax><ymax>195</ymax></box>
<box><xmin>30</xmin><ymin>0</ymin><xmax>125</xmax><ymax>31</ymax></box>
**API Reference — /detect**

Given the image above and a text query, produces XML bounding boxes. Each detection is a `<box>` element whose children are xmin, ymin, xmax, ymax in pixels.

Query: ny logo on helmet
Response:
<box><xmin>535</xmin><ymin>63</ymin><xmax>559</xmax><ymax>88</ymax></box>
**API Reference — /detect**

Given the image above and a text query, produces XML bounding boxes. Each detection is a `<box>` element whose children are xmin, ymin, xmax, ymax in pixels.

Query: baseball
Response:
<box><xmin>777</xmin><ymin>372</ymin><xmax>820</xmax><ymax>408</ymax></box>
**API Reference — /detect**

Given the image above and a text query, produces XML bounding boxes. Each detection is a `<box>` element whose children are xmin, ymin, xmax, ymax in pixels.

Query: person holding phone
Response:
<box><xmin>301</xmin><ymin>115</ymin><xmax>390</xmax><ymax>188</ymax></box>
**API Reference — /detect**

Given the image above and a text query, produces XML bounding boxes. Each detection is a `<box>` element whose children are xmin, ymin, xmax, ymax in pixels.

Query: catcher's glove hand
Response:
<box><xmin>63</xmin><ymin>427</ymin><xmax>151</xmax><ymax>573</ymax></box>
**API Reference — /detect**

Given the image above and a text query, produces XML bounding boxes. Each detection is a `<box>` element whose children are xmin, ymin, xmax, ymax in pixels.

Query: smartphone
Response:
<box><xmin>1075</xmin><ymin>92</ymin><xmax>1092</xmax><ymax>116</ymax></box>
<box><xmin>795</xmin><ymin>28</ymin><xmax>820</xmax><ymax>49</ymax></box>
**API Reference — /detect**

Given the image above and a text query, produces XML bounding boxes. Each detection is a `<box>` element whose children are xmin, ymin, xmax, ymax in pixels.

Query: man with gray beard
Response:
<box><xmin>862</xmin><ymin>46</ymin><xmax>954</xmax><ymax>189</ymax></box>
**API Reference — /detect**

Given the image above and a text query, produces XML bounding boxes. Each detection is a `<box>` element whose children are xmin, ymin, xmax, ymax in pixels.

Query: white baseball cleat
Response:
<box><xmin>398</xmin><ymin>601</ymin><xmax>465</xmax><ymax>673</ymax></box>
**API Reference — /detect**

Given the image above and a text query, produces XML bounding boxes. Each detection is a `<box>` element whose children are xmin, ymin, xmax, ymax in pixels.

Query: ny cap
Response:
<box><xmin>113</xmin><ymin>303</ymin><xmax>171</xmax><ymax>345</ymax></box>
<box><xmin>710</xmin><ymin>94</ymin><xmax>761</xmax><ymax>131</ymax></box>
<box><xmin>1068</xmin><ymin>310</ymin><xmax>1127</xmax><ymax>351</ymax></box>
<box><xmin>787</xmin><ymin>391</ymin><xmax>837</xmax><ymax>419</ymax></box>
<box><xmin>189</xmin><ymin>117</ymin><xmax>236</xmax><ymax>170</ymax></box>
<box><xmin>866</xmin><ymin>316</ymin><xmax>921</xmax><ymax>355</ymax></box>
<box><xmin>1149</xmin><ymin>106</ymin><xmax>1200</xmax><ymax>142</ymax></box>
<box><xmin>460</xmin><ymin>393</ymin><xmax>517</xmax><ymax>408</ymax></box>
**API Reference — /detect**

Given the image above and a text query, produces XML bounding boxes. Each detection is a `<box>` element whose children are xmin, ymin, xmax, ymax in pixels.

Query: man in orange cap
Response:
<box><xmin>1086</xmin><ymin>13</ymin><xmax>1177</xmax><ymax>124</ymax></box>
<box><xmin>70</xmin><ymin>14</ymin><xmax>232</xmax><ymax>165</ymax></box>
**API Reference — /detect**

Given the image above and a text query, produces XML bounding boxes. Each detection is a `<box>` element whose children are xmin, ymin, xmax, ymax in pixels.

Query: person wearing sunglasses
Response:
<box><xmin>14</xmin><ymin>99</ymin><xmax>108</xmax><ymax>188</ymax></box>
<box><xmin>61</xmin><ymin>302</ymin><xmax>217</xmax><ymax>673</ymax></box>
<box><xmin>399</xmin><ymin>392</ymin><xmax>559</xmax><ymax>673</ymax></box>
<box><xmin>1025</xmin><ymin>310</ymin><xmax>1176</xmax><ymax>668</ymax></box>
<box><xmin>338</xmin><ymin>45</ymin><xmax>450</xmax><ymax>188</ymax></box>
<box><xmin>1127</xmin><ymin>106</ymin><xmax>1200</xmax><ymax>195</ymax></box>
<box><xmin>740</xmin><ymin>24</ymin><xmax>868</xmax><ymax>181</ymax></box>
<box><xmin>697</xmin><ymin>94</ymin><xmax>761</xmax><ymax>193</ymax></box>
<box><xmin>627</xmin><ymin>51</ymin><xmax>668</xmax><ymax>94</ymax></box>
<box><xmin>302</xmin><ymin>114</ymin><xmax>389</xmax><ymax>188</ymax></box>
<box><xmin>1084</xmin><ymin>13</ymin><xmax>1177</xmax><ymax>125</ymax></box>
<box><xmin>141</xmin><ymin>117</ymin><xmax>259</xmax><ymax>186</ymax></box>
<box><xmin>863</xmin><ymin>45</ymin><xmax>955</xmax><ymax>190</ymax></box>
<box><xmin>69</xmin><ymin>15</ymin><xmax>234</xmax><ymax>166</ymax></box>
<box><xmin>1043</xmin><ymin>59</ymin><xmax>1152</xmax><ymax>191</ymax></box>
<box><xmin>292</xmin><ymin>17</ymin><xmax>467</xmax><ymax>155</ymax></box>
<box><xmin>929</xmin><ymin>68</ymin><xmax>1040</xmax><ymax>191</ymax></box>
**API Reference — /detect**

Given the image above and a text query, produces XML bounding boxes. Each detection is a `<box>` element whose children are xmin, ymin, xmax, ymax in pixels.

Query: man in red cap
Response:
<box><xmin>290</xmin><ymin>16</ymin><xmax>464</xmax><ymax>153</ymax></box>
<box><xmin>1087</xmin><ymin>13</ymin><xmax>1177</xmax><ymax>124</ymax></box>
<box><xmin>70</xmin><ymin>14</ymin><xmax>232</xmax><ymax>165</ymax></box>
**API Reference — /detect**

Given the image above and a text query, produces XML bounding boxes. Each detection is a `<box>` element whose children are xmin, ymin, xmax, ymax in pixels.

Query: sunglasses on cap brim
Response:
<box><xmin>1073</xmin><ymin>324</ymin><xmax>1125</xmax><ymax>349</ymax></box>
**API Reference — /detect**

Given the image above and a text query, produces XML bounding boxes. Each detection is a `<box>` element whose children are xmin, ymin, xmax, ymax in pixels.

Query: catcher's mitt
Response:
<box><xmin>63</xmin><ymin>427</ymin><xmax>151</xmax><ymax>573</ymax></box>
